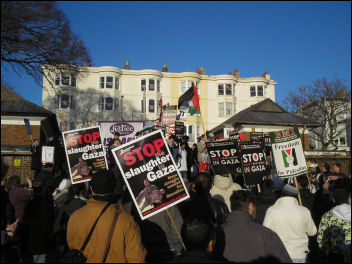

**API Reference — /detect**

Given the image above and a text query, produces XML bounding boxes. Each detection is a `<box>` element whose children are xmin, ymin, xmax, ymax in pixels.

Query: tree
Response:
<box><xmin>1</xmin><ymin>1</ymin><xmax>91</xmax><ymax>93</ymax></box>
<box><xmin>283</xmin><ymin>77</ymin><xmax>351</xmax><ymax>151</ymax></box>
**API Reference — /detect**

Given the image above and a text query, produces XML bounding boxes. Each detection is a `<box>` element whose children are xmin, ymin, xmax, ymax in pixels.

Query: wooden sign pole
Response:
<box><xmin>294</xmin><ymin>176</ymin><xmax>303</xmax><ymax>206</ymax></box>
<box><xmin>166</xmin><ymin>209</ymin><xmax>186</xmax><ymax>251</ymax></box>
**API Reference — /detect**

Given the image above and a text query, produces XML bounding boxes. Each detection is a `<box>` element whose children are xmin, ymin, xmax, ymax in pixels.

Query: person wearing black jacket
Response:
<box><xmin>30</xmin><ymin>139</ymin><xmax>42</xmax><ymax>180</ymax></box>
<box><xmin>178</xmin><ymin>172</ymin><xmax>229</xmax><ymax>227</ymax></box>
<box><xmin>182</xmin><ymin>136</ymin><xmax>193</xmax><ymax>181</ymax></box>
<box><xmin>255</xmin><ymin>179</ymin><xmax>278</xmax><ymax>224</ymax></box>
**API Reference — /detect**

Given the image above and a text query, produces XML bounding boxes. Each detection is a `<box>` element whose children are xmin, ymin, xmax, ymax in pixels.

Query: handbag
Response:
<box><xmin>60</xmin><ymin>202</ymin><xmax>112</xmax><ymax>263</ymax></box>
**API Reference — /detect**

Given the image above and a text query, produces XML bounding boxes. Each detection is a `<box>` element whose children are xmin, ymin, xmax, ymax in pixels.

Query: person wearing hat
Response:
<box><xmin>66</xmin><ymin>169</ymin><xmax>146</xmax><ymax>262</ymax></box>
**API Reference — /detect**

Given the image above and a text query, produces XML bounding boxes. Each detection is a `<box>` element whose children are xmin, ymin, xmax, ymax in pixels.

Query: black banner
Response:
<box><xmin>239</xmin><ymin>142</ymin><xmax>267</xmax><ymax>185</ymax></box>
<box><xmin>112</xmin><ymin>130</ymin><xmax>189</xmax><ymax>220</ymax></box>
<box><xmin>205</xmin><ymin>140</ymin><xmax>242</xmax><ymax>175</ymax></box>
<box><xmin>250</xmin><ymin>132</ymin><xmax>263</xmax><ymax>144</ymax></box>
<box><xmin>229</xmin><ymin>129</ymin><xmax>240</xmax><ymax>141</ymax></box>
<box><xmin>62</xmin><ymin>126</ymin><xmax>108</xmax><ymax>184</ymax></box>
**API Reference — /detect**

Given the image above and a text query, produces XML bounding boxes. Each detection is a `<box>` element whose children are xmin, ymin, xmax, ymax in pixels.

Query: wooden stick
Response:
<box><xmin>166</xmin><ymin>208</ymin><xmax>186</xmax><ymax>251</ymax></box>
<box><xmin>257</xmin><ymin>184</ymin><xmax>261</xmax><ymax>193</ymax></box>
<box><xmin>294</xmin><ymin>176</ymin><xmax>303</xmax><ymax>206</ymax></box>
<box><xmin>227</xmin><ymin>174</ymin><xmax>233</xmax><ymax>182</ymax></box>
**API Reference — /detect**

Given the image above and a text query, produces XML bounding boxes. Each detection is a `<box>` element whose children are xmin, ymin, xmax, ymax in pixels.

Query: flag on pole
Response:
<box><xmin>177</xmin><ymin>84</ymin><xmax>200</xmax><ymax>120</ymax></box>
<box><xmin>24</xmin><ymin>118</ymin><xmax>32</xmax><ymax>134</ymax></box>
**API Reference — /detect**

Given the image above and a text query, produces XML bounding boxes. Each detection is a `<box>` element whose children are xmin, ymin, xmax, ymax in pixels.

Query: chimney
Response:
<box><xmin>199</xmin><ymin>66</ymin><xmax>205</xmax><ymax>75</ymax></box>
<box><xmin>234</xmin><ymin>69</ymin><xmax>240</xmax><ymax>77</ymax></box>
<box><xmin>229</xmin><ymin>72</ymin><xmax>232</xmax><ymax>75</ymax></box>
<box><xmin>196</xmin><ymin>68</ymin><xmax>200</xmax><ymax>74</ymax></box>
<box><xmin>124</xmin><ymin>60</ymin><xmax>130</xmax><ymax>70</ymax></box>
<box><xmin>262</xmin><ymin>72</ymin><xmax>270</xmax><ymax>80</ymax></box>
<box><xmin>162</xmin><ymin>61</ymin><xmax>168</xmax><ymax>72</ymax></box>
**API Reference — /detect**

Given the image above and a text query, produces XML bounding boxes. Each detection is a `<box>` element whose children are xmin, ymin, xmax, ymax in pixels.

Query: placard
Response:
<box><xmin>42</xmin><ymin>146</ymin><xmax>54</xmax><ymax>164</ymax></box>
<box><xmin>62</xmin><ymin>126</ymin><xmax>108</xmax><ymax>184</ymax></box>
<box><xmin>112</xmin><ymin>130</ymin><xmax>190</xmax><ymax>220</ymax></box>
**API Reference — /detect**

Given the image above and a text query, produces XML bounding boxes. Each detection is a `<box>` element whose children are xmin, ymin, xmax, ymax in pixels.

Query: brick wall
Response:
<box><xmin>1</xmin><ymin>124</ymin><xmax>41</xmax><ymax>146</ymax></box>
<box><xmin>306</xmin><ymin>155</ymin><xmax>351</xmax><ymax>176</ymax></box>
<box><xmin>2</xmin><ymin>154</ymin><xmax>34</xmax><ymax>184</ymax></box>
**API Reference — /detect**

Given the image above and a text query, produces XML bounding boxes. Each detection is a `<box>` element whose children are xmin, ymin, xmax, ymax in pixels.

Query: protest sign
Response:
<box><xmin>42</xmin><ymin>146</ymin><xmax>54</xmax><ymax>164</ymax></box>
<box><xmin>269</xmin><ymin>127</ymin><xmax>308</xmax><ymax>178</ymax></box>
<box><xmin>206</xmin><ymin>140</ymin><xmax>242</xmax><ymax>175</ymax></box>
<box><xmin>175</xmin><ymin>121</ymin><xmax>184</xmax><ymax>140</ymax></box>
<box><xmin>229</xmin><ymin>128</ymin><xmax>241</xmax><ymax>142</ymax></box>
<box><xmin>24</xmin><ymin>118</ymin><xmax>32</xmax><ymax>135</ymax></box>
<box><xmin>162</xmin><ymin>105</ymin><xmax>177</xmax><ymax>139</ymax></box>
<box><xmin>250</xmin><ymin>132</ymin><xmax>263</xmax><ymax>144</ymax></box>
<box><xmin>239</xmin><ymin>142</ymin><xmax>267</xmax><ymax>185</ymax></box>
<box><xmin>264</xmin><ymin>134</ymin><xmax>272</xmax><ymax>147</ymax></box>
<box><xmin>62</xmin><ymin>126</ymin><xmax>108</xmax><ymax>184</ymax></box>
<box><xmin>112</xmin><ymin>130</ymin><xmax>189</xmax><ymax>220</ymax></box>
<box><xmin>99</xmin><ymin>121</ymin><xmax>144</xmax><ymax>147</ymax></box>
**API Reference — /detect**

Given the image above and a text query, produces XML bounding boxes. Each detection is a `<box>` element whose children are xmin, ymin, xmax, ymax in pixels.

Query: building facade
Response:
<box><xmin>42</xmin><ymin>63</ymin><xmax>276</xmax><ymax>143</ymax></box>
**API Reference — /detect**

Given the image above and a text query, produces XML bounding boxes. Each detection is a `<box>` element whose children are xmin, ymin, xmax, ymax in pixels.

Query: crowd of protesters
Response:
<box><xmin>1</xmin><ymin>133</ymin><xmax>351</xmax><ymax>263</ymax></box>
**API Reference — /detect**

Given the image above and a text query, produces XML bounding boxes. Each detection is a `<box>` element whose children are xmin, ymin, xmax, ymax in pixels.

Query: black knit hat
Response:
<box><xmin>90</xmin><ymin>169</ymin><xmax>116</xmax><ymax>194</ymax></box>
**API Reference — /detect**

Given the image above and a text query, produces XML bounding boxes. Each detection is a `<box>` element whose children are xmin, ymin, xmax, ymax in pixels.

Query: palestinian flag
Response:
<box><xmin>178</xmin><ymin>84</ymin><xmax>201</xmax><ymax>115</ymax></box>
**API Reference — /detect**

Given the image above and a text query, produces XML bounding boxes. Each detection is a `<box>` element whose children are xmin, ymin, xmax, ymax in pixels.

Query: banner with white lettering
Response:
<box><xmin>62</xmin><ymin>126</ymin><xmax>108</xmax><ymax>184</ymax></box>
<box><xmin>99</xmin><ymin>121</ymin><xmax>144</xmax><ymax>147</ymax></box>
<box><xmin>239</xmin><ymin>142</ymin><xmax>267</xmax><ymax>185</ymax></box>
<box><xmin>206</xmin><ymin>141</ymin><xmax>242</xmax><ymax>175</ymax></box>
<box><xmin>112</xmin><ymin>130</ymin><xmax>189</xmax><ymax>220</ymax></box>
<box><xmin>269</xmin><ymin>127</ymin><xmax>308</xmax><ymax>178</ymax></box>
<box><xmin>42</xmin><ymin>146</ymin><xmax>54</xmax><ymax>164</ymax></box>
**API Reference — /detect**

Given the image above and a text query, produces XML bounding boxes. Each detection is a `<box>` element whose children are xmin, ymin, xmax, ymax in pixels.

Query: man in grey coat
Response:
<box><xmin>220</xmin><ymin>190</ymin><xmax>292</xmax><ymax>263</ymax></box>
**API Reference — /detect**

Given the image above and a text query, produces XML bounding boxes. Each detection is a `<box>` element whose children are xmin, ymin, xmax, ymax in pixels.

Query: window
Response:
<box><xmin>99</xmin><ymin>76</ymin><xmax>117</xmax><ymax>89</ymax></box>
<box><xmin>250</xmin><ymin>86</ymin><xmax>256</xmax><ymax>97</ymax></box>
<box><xmin>149</xmin><ymin>79</ymin><xmax>155</xmax><ymax>91</ymax></box>
<box><xmin>340</xmin><ymin>137</ymin><xmax>346</xmax><ymax>145</ymax></box>
<box><xmin>99</xmin><ymin>97</ymin><xmax>117</xmax><ymax>111</ymax></box>
<box><xmin>184</xmin><ymin>125</ymin><xmax>199</xmax><ymax>143</ymax></box>
<box><xmin>114</xmin><ymin>99</ymin><xmax>119</xmax><ymax>111</ymax></box>
<box><xmin>180</xmin><ymin>80</ymin><xmax>200</xmax><ymax>95</ymax></box>
<box><xmin>141</xmin><ymin>79</ymin><xmax>146</xmax><ymax>91</ymax></box>
<box><xmin>53</xmin><ymin>94</ymin><xmax>75</xmax><ymax>109</ymax></box>
<box><xmin>69</xmin><ymin>122</ymin><xmax>76</xmax><ymax>130</ymax></box>
<box><xmin>218</xmin><ymin>84</ymin><xmax>224</xmax><ymax>95</ymax></box>
<box><xmin>226</xmin><ymin>102</ymin><xmax>233</xmax><ymax>116</ymax></box>
<box><xmin>115</xmin><ymin>78</ymin><xmax>120</xmax><ymax>90</ymax></box>
<box><xmin>225</xmin><ymin>84</ymin><xmax>232</xmax><ymax>95</ymax></box>
<box><xmin>257</xmin><ymin>86</ymin><xmax>264</xmax><ymax>97</ymax></box>
<box><xmin>55</xmin><ymin>73</ymin><xmax>76</xmax><ymax>87</ymax></box>
<box><xmin>157</xmin><ymin>80</ymin><xmax>160</xmax><ymax>92</ymax></box>
<box><xmin>149</xmin><ymin>99</ymin><xmax>155</xmax><ymax>113</ymax></box>
<box><xmin>218</xmin><ymin>103</ymin><xmax>224</xmax><ymax>117</ymax></box>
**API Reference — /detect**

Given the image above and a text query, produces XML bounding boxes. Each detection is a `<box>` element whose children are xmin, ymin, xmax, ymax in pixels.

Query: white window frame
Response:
<box><xmin>257</xmin><ymin>86</ymin><xmax>264</xmax><ymax>97</ymax></box>
<box><xmin>184</xmin><ymin>125</ymin><xmax>200</xmax><ymax>143</ymax></box>
<box><xmin>225</xmin><ymin>102</ymin><xmax>233</xmax><ymax>116</ymax></box>
<box><xmin>157</xmin><ymin>80</ymin><xmax>161</xmax><ymax>92</ymax></box>
<box><xmin>250</xmin><ymin>86</ymin><xmax>256</xmax><ymax>97</ymax></box>
<box><xmin>225</xmin><ymin>84</ymin><xmax>233</xmax><ymax>96</ymax></box>
<box><xmin>141</xmin><ymin>79</ymin><xmax>146</xmax><ymax>91</ymax></box>
<box><xmin>55</xmin><ymin>73</ymin><xmax>76</xmax><ymax>87</ymax></box>
<box><xmin>149</xmin><ymin>79</ymin><xmax>155</xmax><ymax>91</ymax></box>
<box><xmin>179</xmin><ymin>80</ymin><xmax>200</xmax><ymax>95</ymax></box>
<box><xmin>218</xmin><ymin>84</ymin><xmax>224</xmax><ymax>95</ymax></box>
<box><xmin>53</xmin><ymin>94</ymin><xmax>75</xmax><ymax>110</ymax></box>
<box><xmin>99</xmin><ymin>76</ymin><xmax>118</xmax><ymax>89</ymax></box>
<box><xmin>148</xmin><ymin>99</ymin><xmax>155</xmax><ymax>113</ymax></box>
<box><xmin>98</xmin><ymin>97</ymin><xmax>118</xmax><ymax>111</ymax></box>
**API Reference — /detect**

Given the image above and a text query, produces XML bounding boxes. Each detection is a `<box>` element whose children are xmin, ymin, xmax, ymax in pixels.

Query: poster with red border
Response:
<box><xmin>112</xmin><ymin>130</ymin><xmax>190</xmax><ymax>220</ymax></box>
<box><xmin>62</xmin><ymin>126</ymin><xmax>108</xmax><ymax>184</ymax></box>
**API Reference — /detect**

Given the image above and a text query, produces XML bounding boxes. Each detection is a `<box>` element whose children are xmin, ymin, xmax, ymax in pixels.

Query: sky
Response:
<box><xmin>2</xmin><ymin>1</ymin><xmax>351</xmax><ymax>107</ymax></box>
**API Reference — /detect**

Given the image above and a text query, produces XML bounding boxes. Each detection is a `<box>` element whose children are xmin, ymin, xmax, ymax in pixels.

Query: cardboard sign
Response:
<box><xmin>206</xmin><ymin>140</ymin><xmax>242</xmax><ymax>175</ymax></box>
<box><xmin>162</xmin><ymin>105</ymin><xmax>177</xmax><ymax>139</ymax></box>
<box><xmin>99</xmin><ymin>121</ymin><xmax>144</xmax><ymax>147</ymax></box>
<box><xmin>112</xmin><ymin>130</ymin><xmax>189</xmax><ymax>220</ymax></box>
<box><xmin>42</xmin><ymin>146</ymin><xmax>54</xmax><ymax>164</ymax></box>
<box><xmin>269</xmin><ymin>127</ymin><xmax>308</xmax><ymax>178</ymax></box>
<box><xmin>62</xmin><ymin>126</ymin><xmax>108</xmax><ymax>184</ymax></box>
<box><xmin>229</xmin><ymin>129</ymin><xmax>241</xmax><ymax>142</ymax></box>
<box><xmin>250</xmin><ymin>132</ymin><xmax>263</xmax><ymax>143</ymax></box>
<box><xmin>239</xmin><ymin>142</ymin><xmax>267</xmax><ymax>185</ymax></box>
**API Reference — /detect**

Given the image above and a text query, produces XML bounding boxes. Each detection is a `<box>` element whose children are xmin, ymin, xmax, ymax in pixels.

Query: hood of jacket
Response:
<box><xmin>332</xmin><ymin>203</ymin><xmax>351</xmax><ymax>222</ymax></box>
<box><xmin>213</xmin><ymin>175</ymin><xmax>233</xmax><ymax>190</ymax></box>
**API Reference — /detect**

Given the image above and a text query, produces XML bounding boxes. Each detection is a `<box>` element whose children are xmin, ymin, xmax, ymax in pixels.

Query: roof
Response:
<box><xmin>1</xmin><ymin>84</ymin><xmax>53</xmax><ymax>117</ymax></box>
<box><xmin>210</xmin><ymin>98</ymin><xmax>321</xmax><ymax>133</ymax></box>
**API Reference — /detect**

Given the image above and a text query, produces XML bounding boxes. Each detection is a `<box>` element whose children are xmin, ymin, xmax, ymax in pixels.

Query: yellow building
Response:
<box><xmin>42</xmin><ymin>62</ymin><xmax>276</xmax><ymax>143</ymax></box>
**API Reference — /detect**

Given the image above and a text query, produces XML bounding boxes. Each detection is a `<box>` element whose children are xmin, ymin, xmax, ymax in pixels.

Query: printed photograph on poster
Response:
<box><xmin>239</xmin><ymin>142</ymin><xmax>267</xmax><ymax>185</ymax></box>
<box><xmin>111</xmin><ymin>130</ymin><xmax>190</xmax><ymax>220</ymax></box>
<box><xmin>269</xmin><ymin>127</ymin><xmax>308</xmax><ymax>178</ymax></box>
<box><xmin>62</xmin><ymin>126</ymin><xmax>108</xmax><ymax>184</ymax></box>
<box><xmin>205</xmin><ymin>140</ymin><xmax>241</xmax><ymax>175</ymax></box>
<box><xmin>41</xmin><ymin>146</ymin><xmax>54</xmax><ymax>164</ymax></box>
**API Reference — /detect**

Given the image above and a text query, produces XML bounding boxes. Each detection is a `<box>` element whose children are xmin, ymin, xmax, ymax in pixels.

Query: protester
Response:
<box><xmin>197</xmin><ymin>134</ymin><xmax>208</xmax><ymax>171</ymax></box>
<box><xmin>107</xmin><ymin>132</ymin><xmax>120</xmax><ymax>150</ymax></box>
<box><xmin>210</xmin><ymin>174</ymin><xmax>242</xmax><ymax>212</ymax></box>
<box><xmin>7</xmin><ymin>175</ymin><xmax>34</xmax><ymax>222</ymax></box>
<box><xmin>30</xmin><ymin>139</ymin><xmax>42</xmax><ymax>180</ymax></box>
<box><xmin>317</xmin><ymin>181</ymin><xmax>351</xmax><ymax>263</ymax></box>
<box><xmin>329</xmin><ymin>162</ymin><xmax>347</xmax><ymax>181</ymax></box>
<box><xmin>174</xmin><ymin>213</ymin><xmax>229</xmax><ymax>263</ymax></box>
<box><xmin>21</xmin><ymin>178</ymin><xmax>55</xmax><ymax>263</ymax></box>
<box><xmin>40</xmin><ymin>163</ymin><xmax>59</xmax><ymax>195</ymax></box>
<box><xmin>297</xmin><ymin>175</ymin><xmax>315</xmax><ymax>212</ymax></box>
<box><xmin>255</xmin><ymin>178</ymin><xmax>278</xmax><ymax>224</ymax></box>
<box><xmin>181</xmin><ymin>136</ymin><xmax>193</xmax><ymax>181</ymax></box>
<box><xmin>176</xmin><ymin>141</ymin><xmax>188</xmax><ymax>179</ymax></box>
<box><xmin>220</xmin><ymin>190</ymin><xmax>292</xmax><ymax>263</ymax></box>
<box><xmin>52</xmin><ymin>178</ymin><xmax>71</xmax><ymax>209</ymax></box>
<box><xmin>191</xmin><ymin>143</ymin><xmax>199</xmax><ymax>180</ymax></box>
<box><xmin>179</xmin><ymin>172</ymin><xmax>229</xmax><ymax>227</ymax></box>
<box><xmin>263</xmin><ymin>188</ymin><xmax>317</xmax><ymax>263</ymax></box>
<box><xmin>66</xmin><ymin>169</ymin><xmax>146</xmax><ymax>262</ymax></box>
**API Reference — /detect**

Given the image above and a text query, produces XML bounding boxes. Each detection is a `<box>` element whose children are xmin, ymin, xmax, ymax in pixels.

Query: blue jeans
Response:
<box><xmin>33</xmin><ymin>254</ymin><xmax>46</xmax><ymax>263</ymax></box>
